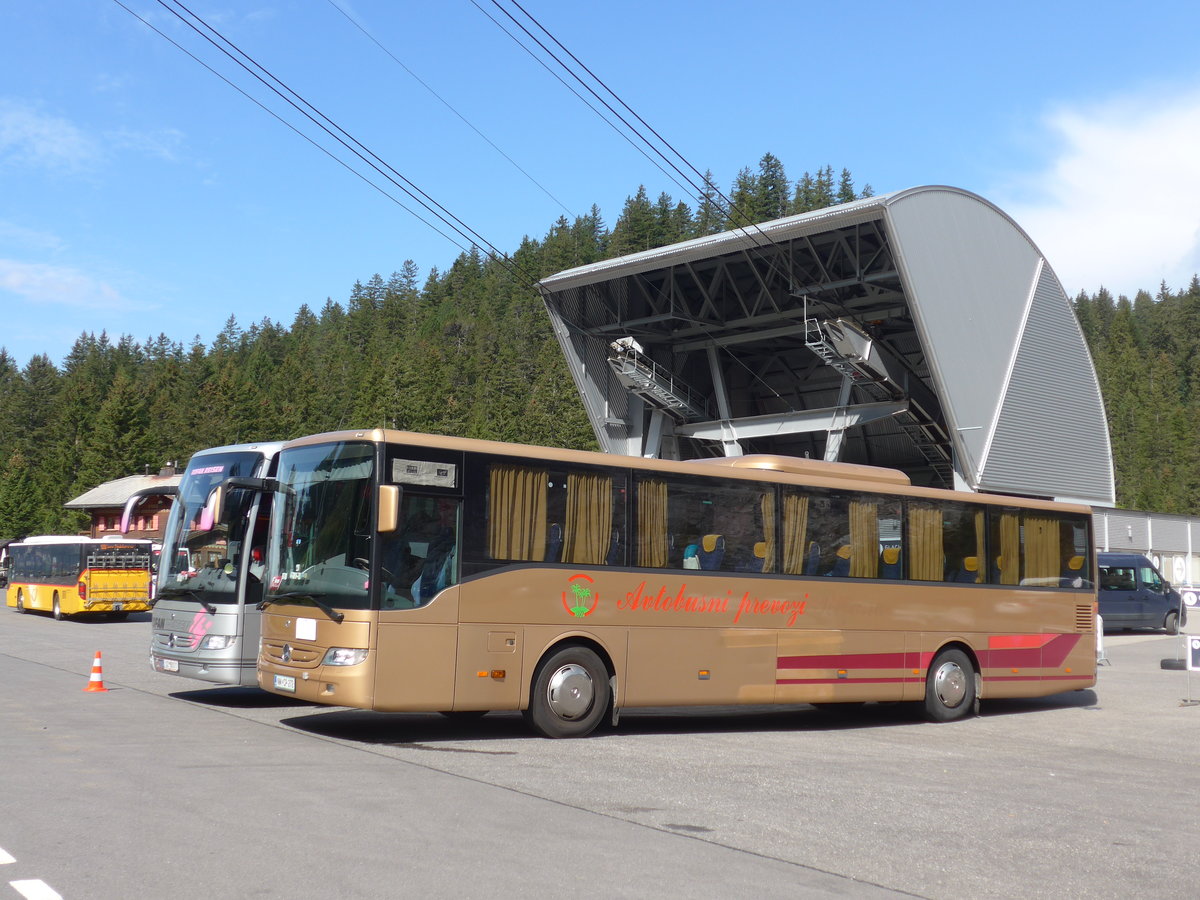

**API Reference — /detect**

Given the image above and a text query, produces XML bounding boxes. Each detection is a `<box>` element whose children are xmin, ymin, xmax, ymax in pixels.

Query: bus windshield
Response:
<box><xmin>267</xmin><ymin>441</ymin><xmax>374</xmax><ymax>612</ymax></box>
<box><xmin>158</xmin><ymin>450</ymin><xmax>266</xmax><ymax>605</ymax></box>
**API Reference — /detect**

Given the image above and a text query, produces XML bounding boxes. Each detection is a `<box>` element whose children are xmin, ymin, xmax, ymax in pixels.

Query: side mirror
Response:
<box><xmin>120</xmin><ymin>485</ymin><xmax>179</xmax><ymax>534</ymax></box>
<box><xmin>202</xmin><ymin>477</ymin><xmax>281</xmax><ymax>529</ymax></box>
<box><xmin>199</xmin><ymin>485</ymin><xmax>223</xmax><ymax>532</ymax></box>
<box><xmin>378</xmin><ymin>485</ymin><xmax>400</xmax><ymax>533</ymax></box>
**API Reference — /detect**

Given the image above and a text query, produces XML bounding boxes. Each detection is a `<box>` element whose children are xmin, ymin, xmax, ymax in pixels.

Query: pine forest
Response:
<box><xmin>1</xmin><ymin>155</ymin><xmax>1198</xmax><ymax>537</ymax></box>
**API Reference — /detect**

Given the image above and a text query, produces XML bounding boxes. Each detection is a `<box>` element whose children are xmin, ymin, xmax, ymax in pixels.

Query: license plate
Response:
<box><xmin>274</xmin><ymin>674</ymin><xmax>296</xmax><ymax>693</ymax></box>
<box><xmin>162</xmin><ymin>658</ymin><xmax>179</xmax><ymax>673</ymax></box>
<box><xmin>113</xmin><ymin>602</ymin><xmax>124</xmax><ymax>612</ymax></box>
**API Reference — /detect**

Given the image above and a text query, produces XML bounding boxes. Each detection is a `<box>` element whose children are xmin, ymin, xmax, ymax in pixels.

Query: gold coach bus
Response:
<box><xmin>245</xmin><ymin>429</ymin><xmax>1097</xmax><ymax>738</ymax></box>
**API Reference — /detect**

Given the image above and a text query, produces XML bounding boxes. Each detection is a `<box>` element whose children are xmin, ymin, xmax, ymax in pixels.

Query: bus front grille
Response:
<box><xmin>262</xmin><ymin>641</ymin><xmax>323</xmax><ymax>666</ymax></box>
<box><xmin>154</xmin><ymin>631</ymin><xmax>200</xmax><ymax>651</ymax></box>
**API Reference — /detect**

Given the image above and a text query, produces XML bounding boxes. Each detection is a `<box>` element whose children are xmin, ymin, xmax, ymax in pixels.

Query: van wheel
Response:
<box><xmin>524</xmin><ymin>645</ymin><xmax>610</xmax><ymax>739</ymax></box>
<box><xmin>52</xmin><ymin>593</ymin><xmax>63</xmax><ymax>621</ymax></box>
<box><xmin>1164</xmin><ymin>611</ymin><xmax>1180</xmax><ymax>635</ymax></box>
<box><xmin>924</xmin><ymin>648</ymin><xmax>976</xmax><ymax>722</ymax></box>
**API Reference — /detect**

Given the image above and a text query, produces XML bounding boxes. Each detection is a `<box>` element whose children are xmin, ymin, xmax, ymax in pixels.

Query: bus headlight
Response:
<box><xmin>323</xmin><ymin>648</ymin><xmax>368</xmax><ymax>666</ymax></box>
<box><xmin>201</xmin><ymin>634</ymin><xmax>236</xmax><ymax>650</ymax></box>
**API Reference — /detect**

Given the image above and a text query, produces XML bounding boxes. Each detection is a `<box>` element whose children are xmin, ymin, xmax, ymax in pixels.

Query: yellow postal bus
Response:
<box><xmin>6</xmin><ymin>536</ymin><xmax>153</xmax><ymax>620</ymax></box>
<box><xmin>250</xmin><ymin>429</ymin><xmax>1097</xmax><ymax>737</ymax></box>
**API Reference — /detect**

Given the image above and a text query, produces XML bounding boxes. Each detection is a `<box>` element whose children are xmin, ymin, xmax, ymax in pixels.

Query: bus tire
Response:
<box><xmin>524</xmin><ymin>645</ymin><xmax>610</xmax><ymax>739</ymax></box>
<box><xmin>1164</xmin><ymin>611</ymin><xmax>1180</xmax><ymax>635</ymax></box>
<box><xmin>924</xmin><ymin>647</ymin><xmax>976</xmax><ymax>723</ymax></box>
<box><xmin>52</xmin><ymin>593</ymin><xmax>63</xmax><ymax>621</ymax></box>
<box><xmin>15</xmin><ymin>590</ymin><xmax>25</xmax><ymax>613</ymax></box>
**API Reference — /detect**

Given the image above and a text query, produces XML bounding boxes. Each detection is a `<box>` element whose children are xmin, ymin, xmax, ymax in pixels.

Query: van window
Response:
<box><xmin>1139</xmin><ymin>566</ymin><xmax>1164</xmax><ymax>592</ymax></box>
<box><xmin>1100</xmin><ymin>567</ymin><xmax>1135</xmax><ymax>591</ymax></box>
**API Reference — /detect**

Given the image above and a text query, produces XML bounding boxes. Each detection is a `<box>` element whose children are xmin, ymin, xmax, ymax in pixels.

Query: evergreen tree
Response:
<box><xmin>728</xmin><ymin>166</ymin><xmax>759</xmax><ymax>227</ymax></box>
<box><xmin>836</xmin><ymin>168</ymin><xmax>857</xmax><ymax>204</ymax></box>
<box><xmin>756</xmin><ymin>153</ymin><xmax>789</xmax><ymax>221</ymax></box>
<box><xmin>608</xmin><ymin>186</ymin><xmax>656</xmax><ymax>256</ymax></box>
<box><xmin>0</xmin><ymin>450</ymin><xmax>41</xmax><ymax>539</ymax></box>
<box><xmin>695</xmin><ymin>170</ymin><xmax>725</xmax><ymax>236</ymax></box>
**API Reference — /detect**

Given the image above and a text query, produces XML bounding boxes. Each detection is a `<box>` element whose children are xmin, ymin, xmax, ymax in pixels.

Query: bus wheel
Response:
<box><xmin>52</xmin><ymin>593</ymin><xmax>63</xmax><ymax>621</ymax></box>
<box><xmin>924</xmin><ymin>648</ymin><xmax>976</xmax><ymax>723</ymax></box>
<box><xmin>1164</xmin><ymin>611</ymin><xmax>1180</xmax><ymax>635</ymax></box>
<box><xmin>525</xmin><ymin>645</ymin><xmax>610</xmax><ymax>739</ymax></box>
<box><xmin>15</xmin><ymin>590</ymin><xmax>25</xmax><ymax>613</ymax></box>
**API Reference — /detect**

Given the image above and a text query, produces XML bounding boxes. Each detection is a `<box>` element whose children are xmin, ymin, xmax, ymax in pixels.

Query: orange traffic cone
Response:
<box><xmin>83</xmin><ymin>651</ymin><xmax>109</xmax><ymax>693</ymax></box>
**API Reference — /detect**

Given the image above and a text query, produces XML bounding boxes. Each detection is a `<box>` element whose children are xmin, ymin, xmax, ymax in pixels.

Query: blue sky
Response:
<box><xmin>3</xmin><ymin>0</ymin><xmax>1200</xmax><ymax>368</ymax></box>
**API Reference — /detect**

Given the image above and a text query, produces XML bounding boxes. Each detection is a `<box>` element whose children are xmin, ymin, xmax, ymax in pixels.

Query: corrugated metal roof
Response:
<box><xmin>64</xmin><ymin>473</ymin><xmax>182</xmax><ymax>509</ymax></box>
<box><xmin>538</xmin><ymin>191</ymin><xmax>897</xmax><ymax>293</ymax></box>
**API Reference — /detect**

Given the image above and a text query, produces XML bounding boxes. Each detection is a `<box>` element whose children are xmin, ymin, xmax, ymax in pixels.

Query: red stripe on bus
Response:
<box><xmin>979</xmin><ymin>634</ymin><xmax>1081</xmax><ymax>668</ymax></box>
<box><xmin>987</xmin><ymin>634</ymin><xmax>1053</xmax><ymax>650</ymax></box>
<box><xmin>777</xmin><ymin>677</ymin><xmax>921</xmax><ymax>685</ymax></box>
<box><xmin>777</xmin><ymin>634</ymin><xmax>1082</xmax><ymax>677</ymax></box>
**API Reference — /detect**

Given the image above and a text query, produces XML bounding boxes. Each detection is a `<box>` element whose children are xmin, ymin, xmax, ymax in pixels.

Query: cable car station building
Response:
<box><xmin>538</xmin><ymin>185</ymin><xmax>1115</xmax><ymax>508</ymax></box>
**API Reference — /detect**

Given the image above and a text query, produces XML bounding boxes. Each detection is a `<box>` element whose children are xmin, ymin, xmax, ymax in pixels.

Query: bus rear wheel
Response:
<box><xmin>924</xmin><ymin>648</ymin><xmax>976</xmax><ymax>723</ymax></box>
<box><xmin>524</xmin><ymin>645</ymin><xmax>610</xmax><ymax>739</ymax></box>
<box><xmin>52</xmin><ymin>593</ymin><xmax>63</xmax><ymax>621</ymax></box>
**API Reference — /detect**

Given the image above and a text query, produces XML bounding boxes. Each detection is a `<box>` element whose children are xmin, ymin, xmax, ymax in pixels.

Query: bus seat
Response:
<box><xmin>735</xmin><ymin>541</ymin><xmax>768</xmax><ymax>573</ymax></box>
<box><xmin>827</xmin><ymin>544</ymin><xmax>851</xmax><ymax>577</ymax></box>
<box><xmin>682</xmin><ymin>543</ymin><xmax>700</xmax><ymax>569</ymax></box>
<box><xmin>698</xmin><ymin>534</ymin><xmax>725</xmax><ymax>570</ymax></box>
<box><xmin>879</xmin><ymin>546</ymin><xmax>902</xmax><ymax>579</ymax></box>
<box><xmin>953</xmin><ymin>556</ymin><xmax>981</xmax><ymax>583</ymax></box>
<box><xmin>546</xmin><ymin>523</ymin><xmax>563</xmax><ymax>563</ymax></box>
<box><xmin>1062</xmin><ymin>555</ymin><xmax>1084</xmax><ymax>577</ymax></box>
<box><xmin>804</xmin><ymin>541</ymin><xmax>821</xmax><ymax>575</ymax></box>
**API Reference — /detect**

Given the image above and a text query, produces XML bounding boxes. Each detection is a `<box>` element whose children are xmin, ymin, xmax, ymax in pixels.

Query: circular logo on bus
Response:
<box><xmin>562</xmin><ymin>573</ymin><xmax>599</xmax><ymax>618</ymax></box>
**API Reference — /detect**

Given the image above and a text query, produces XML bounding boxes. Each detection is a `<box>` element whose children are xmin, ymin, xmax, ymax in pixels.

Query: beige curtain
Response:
<box><xmin>782</xmin><ymin>492</ymin><xmax>809</xmax><ymax>574</ymax></box>
<box><xmin>563</xmin><ymin>472</ymin><xmax>613</xmax><ymax>565</ymax></box>
<box><xmin>636</xmin><ymin>480</ymin><xmax>668</xmax><ymax>567</ymax></box>
<box><xmin>488</xmin><ymin>465</ymin><xmax>548</xmax><ymax>560</ymax></box>
<box><xmin>972</xmin><ymin>509</ymin><xmax>986</xmax><ymax>584</ymax></box>
<box><xmin>1024</xmin><ymin>514</ymin><xmax>1059</xmax><ymax>583</ymax></box>
<box><xmin>909</xmin><ymin>503</ymin><xmax>943</xmax><ymax>581</ymax></box>
<box><xmin>997</xmin><ymin>511</ymin><xmax>1021</xmax><ymax>585</ymax></box>
<box><xmin>849</xmin><ymin>499</ymin><xmax>878</xmax><ymax>578</ymax></box>
<box><xmin>759</xmin><ymin>491</ymin><xmax>776</xmax><ymax>574</ymax></box>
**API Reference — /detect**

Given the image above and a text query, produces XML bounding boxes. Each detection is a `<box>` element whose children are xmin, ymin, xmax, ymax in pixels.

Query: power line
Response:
<box><xmin>322</xmin><ymin>0</ymin><xmax>577</xmax><ymax>220</ymax></box>
<box><xmin>487</xmin><ymin>0</ymin><xmax>776</xmax><ymax>238</ymax></box>
<box><xmin>116</xmin><ymin>0</ymin><xmax>548</xmax><ymax>292</ymax></box>
<box><xmin>109</xmin><ymin>0</ymin><xmax>462</xmax><ymax>251</ymax></box>
<box><xmin>480</xmin><ymin>1</ymin><xmax>798</xmax><ymax>409</ymax></box>
<box><xmin>158</xmin><ymin>0</ymin><xmax>508</xmax><ymax>261</ymax></box>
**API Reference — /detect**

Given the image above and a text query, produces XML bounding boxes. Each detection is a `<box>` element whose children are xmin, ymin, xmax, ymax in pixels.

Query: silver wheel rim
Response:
<box><xmin>932</xmin><ymin>660</ymin><xmax>967</xmax><ymax>708</ymax></box>
<box><xmin>545</xmin><ymin>663</ymin><xmax>594</xmax><ymax>721</ymax></box>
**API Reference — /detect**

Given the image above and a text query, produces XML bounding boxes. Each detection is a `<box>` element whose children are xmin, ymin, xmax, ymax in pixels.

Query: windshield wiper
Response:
<box><xmin>259</xmin><ymin>591</ymin><xmax>344</xmax><ymax>623</ymax></box>
<box><xmin>155</xmin><ymin>586</ymin><xmax>217</xmax><ymax>614</ymax></box>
